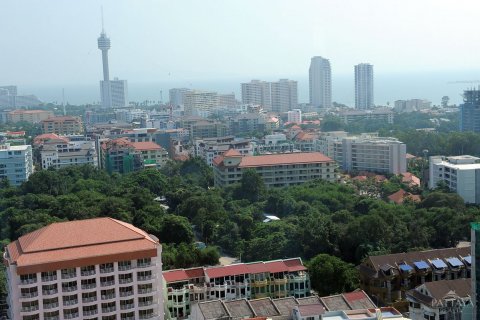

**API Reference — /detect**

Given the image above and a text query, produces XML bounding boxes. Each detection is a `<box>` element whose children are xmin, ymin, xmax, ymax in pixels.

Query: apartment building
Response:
<box><xmin>194</xmin><ymin>136</ymin><xmax>253</xmax><ymax>166</ymax></box>
<box><xmin>182</xmin><ymin>119</ymin><xmax>228</xmax><ymax>141</ymax></box>
<box><xmin>358</xmin><ymin>246</ymin><xmax>471</xmax><ymax>306</ymax></box>
<box><xmin>271</xmin><ymin>79</ymin><xmax>298</xmax><ymax>113</ymax></box>
<box><xmin>213</xmin><ymin>151</ymin><xmax>336</xmax><ymax>188</ymax></box>
<box><xmin>339</xmin><ymin>109</ymin><xmax>394</xmax><ymax>125</ymax></box>
<box><xmin>254</xmin><ymin>133</ymin><xmax>295</xmax><ymax>154</ymax></box>
<box><xmin>169</xmin><ymin>88</ymin><xmax>191</xmax><ymax>107</ymax></box>
<box><xmin>288</xmin><ymin>109</ymin><xmax>302</xmax><ymax>124</ymax></box>
<box><xmin>183</xmin><ymin>91</ymin><xmax>219</xmax><ymax>117</ymax></box>
<box><xmin>228</xmin><ymin>113</ymin><xmax>266</xmax><ymax>135</ymax></box>
<box><xmin>40</xmin><ymin>116</ymin><xmax>84</xmax><ymax>135</ymax></box>
<box><xmin>429</xmin><ymin>155</ymin><xmax>480</xmax><ymax>204</ymax></box>
<box><xmin>163</xmin><ymin>258</ymin><xmax>310</xmax><ymax>320</ymax></box>
<box><xmin>8</xmin><ymin>110</ymin><xmax>54</xmax><ymax>124</ymax></box>
<box><xmin>132</xmin><ymin>141</ymin><xmax>169</xmax><ymax>168</ymax></box>
<box><xmin>0</xmin><ymin>143</ymin><xmax>33</xmax><ymax>186</ymax></box>
<box><xmin>3</xmin><ymin>217</ymin><xmax>163</xmax><ymax>320</ymax></box>
<box><xmin>241</xmin><ymin>80</ymin><xmax>272</xmax><ymax>110</ymax></box>
<box><xmin>101</xmin><ymin>138</ymin><xmax>141</xmax><ymax>174</ymax></box>
<box><xmin>36</xmin><ymin>134</ymin><xmax>97</xmax><ymax>169</ymax></box>
<box><xmin>340</xmin><ymin>137</ymin><xmax>406</xmax><ymax>174</ymax></box>
<box><xmin>394</xmin><ymin>99</ymin><xmax>431</xmax><ymax>113</ymax></box>
<box><xmin>406</xmin><ymin>279</ymin><xmax>471</xmax><ymax>320</ymax></box>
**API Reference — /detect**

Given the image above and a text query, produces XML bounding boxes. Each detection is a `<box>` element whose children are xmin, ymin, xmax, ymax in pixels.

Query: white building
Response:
<box><xmin>241</xmin><ymin>80</ymin><xmax>272</xmax><ymax>110</ymax></box>
<box><xmin>309</xmin><ymin>56</ymin><xmax>332</xmax><ymax>109</ymax></box>
<box><xmin>288</xmin><ymin>109</ymin><xmax>302</xmax><ymax>124</ymax></box>
<box><xmin>429</xmin><ymin>155</ymin><xmax>480</xmax><ymax>204</ymax></box>
<box><xmin>194</xmin><ymin>137</ymin><xmax>253</xmax><ymax>166</ymax></box>
<box><xmin>339</xmin><ymin>137</ymin><xmax>406</xmax><ymax>174</ymax></box>
<box><xmin>3</xmin><ymin>218</ymin><xmax>164</xmax><ymax>320</ymax></box>
<box><xmin>39</xmin><ymin>138</ymin><xmax>97</xmax><ymax>170</ymax></box>
<box><xmin>101</xmin><ymin>79</ymin><xmax>128</xmax><ymax>109</ymax></box>
<box><xmin>355</xmin><ymin>63</ymin><xmax>374</xmax><ymax>109</ymax></box>
<box><xmin>339</xmin><ymin>109</ymin><xmax>394</xmax><ymax>125</ymax></box>
<box><xmin>183</xmin><ymin>91</ymin><xmax>219</xmax><ymax>117</ymax></box>
<box><xmin>271</xmin><ymin>79</ymin><xmax>298</xmax><ymax>113</ymax></box>
<box><xmin>0</xmin><ymin>143</ymin><xmax>33</xmax><ymax>186</ymax></box>
<box><xmin>394</xmin><ymin>99</ymin><xmax>432</xmax><ymax>113</ymax></box>
<box><xmin>169</xmin><ymin>88</ymin><xmax>191</xmax><ymax>107</ymax></box>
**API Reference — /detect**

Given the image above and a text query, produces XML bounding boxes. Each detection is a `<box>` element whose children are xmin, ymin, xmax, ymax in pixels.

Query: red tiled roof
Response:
<box><xmin>132</xmin><ymin>141</ymin><xmax>162</xmax><ymax>151</ymax></box>
<box><xmin>264</xmin><ymin>261</ymin><xmax>289</xmax><ymax>273</ymax></box>
<box><xmin>205</xmin><ymin>264</ymin><xmax>250</xmax><ymax>278</ymax></box>
<box><xmin>388</xmin><ymin>189</ymin><xmax>421</xmax><ymax>204</ymax></box>
<box><xmin>239</xmin><ymin>152</ymin><xmax>332</xmax><ymax>168</ymax></box>
<box><xmin>224</xmin><ymin>149</ymin><xmax>242</xmax><ymax>157</ymax></box>
<box><xmin>245</xmin><ymin>262</ymin><xmax>270</xmax><ymax>274</ymax></box>
<box><xmin>284</xmin><ymin>258</ymin><xmax>307</xmax><ymax>272</ymax></box>
<box><xmin>297</xmin><ymin>304</ymin><xmax>325</xmax><ymax>316</ymax></box>
<box><xmin>33</xmin><ymin>133</ymin><xmax>69</xmax><ymax>145</ymax></box>
<box><xmin>163</xmin><ymin>269</ymin><xmax>189</xmax><ymax>283</ymax></box>
<box><xmin>186</xmin><ymin>267</ymin><xmax>205</xmax><ymax>278</ymax></box>
<box><xmin>212</xmin><ymin>155</ymin><xmax>224</xmax><ymax>166</ymax></box>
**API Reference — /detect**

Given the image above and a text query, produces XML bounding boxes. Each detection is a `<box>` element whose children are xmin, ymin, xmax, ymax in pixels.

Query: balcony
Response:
<box><xmin>272</xmin><ymin>278</ymin><xmax>288</xmax><ymax>285</ymax></box>
<box><xmin>81</xmin><ymin>270</ymin><xmax>95</xmax><ymax>277</ymax></box>
<box><xmin>121</xmin><ymin>317</ymin><xmax>135</xmax><ymax>320</ymax></box>
<box><xmin>102</xmin><ymin>306</ymin><xmax>116</xmax><ymax>313</ymax></box>
<box><xmin>44</xmin><ymin>302</ymin><xmax>59</xmax><ymax>309</ymax></box>
<box><xmin>63</xmin><ymin>299</ymin><xmax>78</xmax><ymax>306</ymax></box>
<box><xmin>252</xmin><ymin>280</ymin><xmax>268</xmax><ymax>287</ymax></box>
<box><xmin>83</xmin><ymin>309</ymin><xmax>98</xmax><ymax>316</ymax></box>
<box><xmin>139</xmin><ymin>301</ymin><xmax>153</xmax><ymax>307</ymax></box>
<box><xmin>42</xmin><ymin>289</ymin><xmax>58</xmax><ymax>295</ymax></box>
<box><xmin>119</xmin><ymin>278</ymin><xmax>133</xmax><ymax>284</ymax></box>
<box><xmin>139</xmin><ymin>313</ymin><xmax>157</xmax><ymax>319</ymax></box>
<box><xmin>101</xmin><ymin>294</ymin><xmax>116</xmax><ymax>300</ymax></box>
<box><xmin>82</xmin><ymin>296</ymin><xmax>97</xmax><ymax>303</ymax></box>
<box><xmin>81</xmin><ymin>283</ymin><xmax>96</xmax><ymax>290</ymax></box>
<box><xmin>64</xmin><ymin>313</ymin><xmax>79</xmax><ymax>319</ymax></box>
<box><xmin>21</xmin><ymin>292</ymin><xmax>38</xmax><ymax>299</ymax></box>
<box><xmin>120</xmin><ymin>291</ymin><xmax>134</xmax><ymax>297</ymax></box>
<box><xmin>21</xmin><ymin>305</ymin><xmax>39</xmax><ymax>312</ymax></box>
<box><xmin>120</xmin><ymin>303</ymin><xmax>134</xmax><ymax>310</ymax></box>
<box><xmin>44</xmin><ymin>316</ymin><xmax>60</xmax><ymax>320</ymax></box>
<box><xmin>138</xmin><ymin>275</ymin><xmax>152</xmax><ymax>282</ymax></box>
<box><xmin>138</xmin><ymin>288</ymin><xmax>154</xmax><ymax>294</ymax></box>
<box><xmin>42</xmin><ymin>275</ymin><xmax>57</xmax><ymax>282</ymax></box>
<box><xmin>137</xmin><ymin>262</ymin><xmax>152</xmax><ymax>268</ymax></box>
<box><xmin>118</xmin><ymin>265</ymin><xmax>132</xmax><ymax>271</ymax></box>
<box><xmin>62</xmin><ymin>273</ymin><xmax>77</xmax><ymax>280</ymax></box>
<box><xmin>100</xmin><ymin>267</ymin><xmax>114</xmax><ymax>274</ymax></box>
<box><xmin>62</xmin><ymin>286</ymin><xmax>78</xmax><ymax>293</ymax></box>
<box><xmin>101</xmin><ymin>280</ymin><xmax>115</xmax><ymax>287</ymax></box>
<box><xmin>20</xmin><ymin>278</ymin><xmax>37</xmax><ymax>285</ymax></box>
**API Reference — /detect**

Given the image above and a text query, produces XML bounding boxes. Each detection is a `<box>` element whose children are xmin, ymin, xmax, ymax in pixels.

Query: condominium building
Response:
<box><xmin>228</xmin><ymin>113</ymin><xmax>266</xmax><ymax>135</ymax></box>
<box><xmin>3</xmin><ymin>218</ymin><xmax>163</xmax><ymax>320</ymax></box>
<box><xmin>213</xmin><ymin>151</ymin><xmax>336</xmax><ymax>187</ymax></box>
<box><xmin>194</xmin><ymin>136</ymin><xmax>253</xmax><ymax>166</ymax></box>
<box><xmin>0</xmin><ymin>143</ymin><xmax>33</xmax><ymax>186</ymax></box>
<box><xmin>429</xmin><ymin>155</ymin><xmax>480</xmax><ymax>204</ymax></box>
<box><xmin>287</xmin><ymin>109</ymin><xmax>302</xmax><ymax>124</ymax></box>
<box><xmin>309</xmin><ymin>56</ymin><xmax>332</xmax><ymax>109</ymax></box>
<box><xmin>183</xmin><ymin>91</ymin><xmax>219</xmax><ymax>117</ymax></box>
<box><xmin>217</xmin><ymin>93</ymin><xmax>237</xmax><ymax>107</ymax></box>
<box><xmin>35</xmin><ymin>134</ymin><xmax>97</xmax><ymax>169</ymax></box>
<box><xmin>393</xmin><ymin>99</ymin><xmax>431</xmax><ymax>113</ymax></box>
<box><xmin>163</xmin><ymin>258</ymin><xmax>310</xmax><ymax>319</ymax></box>
<box><xmin>358</xmin><ymin>246</ymin><xmax>471</xmax><ymax>306</ymax></box>
<box><xmin>7</xmin><ymin>110</ymin><xmax>54</xmax><ymax>124</ymax></box>
<box><xmin>181</xmin><ymin>118</ymin><xmax>228</xmax><ymax>141</ymax></box>
<box><xmin>101</xmin><ymin>79</ymin><xmax>129</xmax><ymax>108</ymax></box>
<box><xmin>40</xmin><ymin>116</ymin><xmax>84</xmax><ymax>135</ymax></box>
<box><xmin>460</xmin><ymin>89</ymin><xmax>480</xmax><ymax>132</ymax></box>
<box><xmin>241</xmin><ymin>80</ymin><xmax>272</xmax><ymax>110</ymax></box>
<box><xmin>354</xmin><ymin>63</ymin><xmax>374</xmax><ymax>110</ymax></box>
<box><xmin>132</xmin><ymin>141</ymin><xmax>169</xmax><ymax>168</ymax></box>
<box><xmin>169</xmin><ymin>88</ymin><xmax>191</xmax><ymax>107</ymax></box>
<box><xmin>271</xmin><ymin>79</ymin><xmax>298</xmax><ymax>113</ymax></box>
<box><xmin>406</xmin><ymin>278</ymin><xmax>471</xmax><ymax>320</ymax></box>
<box><xmin>101</xmin><ymin>138</ymin><xmax>141</xmax><ymax>174</ymax></box>
<box><xmin>339</xmin><ymin>137</ymin><xmax>406</xmax><ymax>174</ymax></box>
<box><xmin>338</xmin><ymin>109</ymin><xmax>394</xmax><ymax>125</ymax></box>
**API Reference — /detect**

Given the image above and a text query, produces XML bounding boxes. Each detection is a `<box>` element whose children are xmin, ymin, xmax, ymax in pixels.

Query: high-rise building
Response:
<box><xmin>0</xmin><ymin>143</ymin><xmax>33</xmax><ymax>186</ymax></box>
<box><xmin>98</xmin><ymin>26</ymin><xmax>128</xmax><ymax>108</ymax></box>
<box><xmin>354</xmin><ymin>63</ymin><xmax>374</xmax><ymax>109</ymax></box>
<box><xmin>241</xmin><ymin>80</ymin><xmax>272</xmax><ymax>110</ymax></box>
<box><xmin>271</xmin><ymin>79</ymin><xmax>298</xmax><ymax>113</ymax></box>
<box><xmin>183</xmin><ymin>90</ymin><xmax>219</xmax><ymax>117</ymax></box>
<box><xmin>460</xmin><ymin>89</ymin><xmax>480</xmax><ymax>132</ymax></box>
<box><xmin>169</xmin><ymin>88</ymin><xmax>191</xmax><ymax>107</ymax></box>
<box><xmin>309</xmin><ymin>56</ymin><xmax>332</xmax><ymax>109</ymax></box>
<box><xmin>3</xmin><ymin>218</ymin><xmax>164</xmax><ymax>320</ymax></box>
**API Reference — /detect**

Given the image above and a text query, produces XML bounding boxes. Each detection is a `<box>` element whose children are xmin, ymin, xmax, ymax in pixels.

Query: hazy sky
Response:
<box><xmin>2</xmin><ymin>0</ymin><xmax>480</xmax><ymax>87</ymax></box>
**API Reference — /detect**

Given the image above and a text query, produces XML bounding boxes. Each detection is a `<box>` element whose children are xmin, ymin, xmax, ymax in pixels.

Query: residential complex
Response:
<box><xmin>0</xmin><ymin>143</ymin><xmax>34</xmax><ymax>186</ymax></box>
<box><xmin>354</xmin><ymin>64</ymin><xmax>374</xmax><ymax>109</ymax></box>
<box><xmin>40</xmin><ymin>116</ymin><xmax>84</xmax><ymax>135</ymax></box>
<box><xmin>393</xmin><ymin>99</ymin><xmax>431</xmax><ymax>113</ymax></box>
<box><xmin>163</xmin><ymin>258</ymin><xmax>310</xmax><ymax>319</ymax></box>
<box><xmin>3</xmin><ymin>217</ymin><xmax>164</xmax><ymax>320</ymax></box>
<box><xmin>132</xmin><ymin>141</ymin><xmax>169</xmax><ymax>168</ymax></box>
<box><xmin>7</xmin><ymin>110</ymin><xmax>54</xmax><ymax>124</ymax></box>
<box><xmin>339</xmin><ymin>109</ymin><xmax>394</xmax><ymax>125</ymax></box>
<box><xmin>429</xmin><ymin>155</ymin><xmax>480</xmax><ymax>204</ymax></box>
<box><xmin>309</xmin><ymin>56</ymin><xmax>332</xmax><ymax>109</ymax></box>
<box><xmin>271</xmin><ymin>79</ymin><xmax>298</xmax><ymax>113</ymax></box>
<box><xmin>194</xmin><ymin>136</ymin><xmax>253</xmax><ymax>166</ymax></box>
<box><xmin>287</xmin><ymin>109</ymin><xmax>302</xmax><ymax>124</ymax></box>
<box><xmin>241</xmin><ymin>80</ymin><xmax>272</xmax><ymax>110</ymax></box>
<box><xmin>169</xmin><ymin>88</ymin><xmax>191</xmax><ymax>107</ymax></box>
<box><xmin>213</xmin><ymin>151</ymin><xmax>336</xmax><ymax>187</ymax></box>
<box><xmin>460</xmin><ymin>89</ymin><xmax>480</xmax><ymax>132</ymax></box>
<box><xmin>358</xmin><ymin>246</ymin><xmax>471</xmax><ymax>306</ymax></box>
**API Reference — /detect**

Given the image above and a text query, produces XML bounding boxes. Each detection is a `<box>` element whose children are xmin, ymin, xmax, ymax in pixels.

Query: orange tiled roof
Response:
<box><xmin>6</xmin><ymin>218</ymin><xmax>158</xmax><ymax>274</ymax></box>
<box><xmin>132</xmin><ymin>141</ymin><xmax>162</xmax><ymax>151</ymax></box>
<box><xmin>388</xmin><ymin>189</ymin><xmax>421</xmax><ymax>204</ymax></box>
<box><xmin>238</xmin><ymin>152</ymin><xmax>332</xmax><ymax>168</ymax></box>
<box><xmin>8</xmin><ymin>110</ymin><xmax>50</xmax><ymax>114</ymax></box>
<box><xmin>33</xmin><ymin>133</ymin><xmax>69</xmax><ymax>145</ymax></box>
<box><xmin>223</xmin><ymin>149</ymin><xmax>242</xmax><ymax>157</ymax></box>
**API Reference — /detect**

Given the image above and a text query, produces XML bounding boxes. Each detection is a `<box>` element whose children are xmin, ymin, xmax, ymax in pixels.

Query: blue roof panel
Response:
<box><xmin>431</xmin><ymin>259</ymin><xmax>447</xmax><ymax>269</ymax></box>
<box><xmin>413</xmin><ymin>261</ymin><xmax>429</xmax><ymax>270</ymax></box>
<box><xmin>464</xmin><ymin>256</ymin><xmax>472</xmax><ymax>265</ymax></box>
<box><xmin>398</xmin><ymin>264</ymin><xmax>413</xmax><ymax>272</ymax></box>
<box><xmin>447</xmin><ymin>257</ymin><xmax>464</xmax><ymax>267</ymax></box>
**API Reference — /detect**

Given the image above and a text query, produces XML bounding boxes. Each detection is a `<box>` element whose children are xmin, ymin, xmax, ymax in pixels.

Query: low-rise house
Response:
<box><xmin>387</xmin><ymin>189</ymin><xmax>421</xmax><ymax>204</ymax></box>
<box><xmin>132</xmin><ymin>141</ymin><xmax>169</xmax><ymax>168</ymax></box>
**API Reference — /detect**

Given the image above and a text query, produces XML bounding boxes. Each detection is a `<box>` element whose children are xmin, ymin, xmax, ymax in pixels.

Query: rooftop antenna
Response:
<box><xmin>101</xmin><ymin>6</ymin><xmax>105</xmax><ymax>33</ymax></box>
<box><xmin>62</xmin><ymin>88</ymin><xmax>66</xmax><ymax>116</ymax></box>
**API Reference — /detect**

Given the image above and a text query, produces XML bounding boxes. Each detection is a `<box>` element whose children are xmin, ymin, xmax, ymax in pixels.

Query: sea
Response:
<box><xmin>19</xmin><ymin>70</ymin><xmax>480</xmax><ymax>107</ymax></box>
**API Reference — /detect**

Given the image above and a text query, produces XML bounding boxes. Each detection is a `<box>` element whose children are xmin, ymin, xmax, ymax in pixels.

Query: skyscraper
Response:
<box><xmin>271</xmin><ymin>79</ymin><xmax>298</xmax><ymax>113</ymax></box>
<box><xmin>309</xmin><ymin>56</ymin><xmax>332</xmax><ymax>109</ymax></box>
<box><xmin>460</xmin><ymin>89</ymin><xmax>480</xmax><ymax>132</ymax></box>
<box><xmin>355</xmin><ymin>63</ymin><xmax>374</xmax><ymax>109</ymax></box>
<box><xmin>98</xmin><ymin>24</ymin><xmax>128</xmax><ymax>108</ymax></box>
<box><xmin>241</xmin><ymin>80</ymin><xmax>272</xmax><ymax>110</ymax></box>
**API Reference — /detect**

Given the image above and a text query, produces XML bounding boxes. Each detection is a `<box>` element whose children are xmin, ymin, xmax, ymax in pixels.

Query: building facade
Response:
<box><xmin>271</xmin><ymin>79</ymin><xmax>298</xmax><ymax>113</ymax></box>
<box><xmin>194</xmin><ymin>136</ymin><xmax>253</xmax><ymax>166</ymax></box>
<box><xmin>288</xmin><ymin>109</ymin><xmax>302</xmax><ymax>124</ymax></box>
<box><xmin>183</xmin><ymin>91</ymin><xmax>219</xmax><ymax>117</ymax></box>
<box><xmin>40</xmin><ymin>116</ymin><xmax>84</xmax><ymax>135</ymax></box>
<box><xmin>213</xmin><ymin>151</ymin><xmax>336</xmax><ymax>188</ymax></box>
<box><xmin>38</xmin><ymin>137</ymin><xmax>97</xmax><ymax>170</ymax></box>
<box><xmin>460</xmin><ymin>89</ymin><xmax>480</xmax><ymax>133</ymax></box>
<box><xmin>354</xmin><ymin>64</ymin><xmax>374</xmax><ymax>110</ymax></box>
<box><xmin>0</xmin><ymin>143</ymin><xmax>33</xmax><ymax>186</ymax></box>
<box><xmin>132</xmin><ymin>141</ymin><xmax>169</xmax><ymax>168</ymax></box>
<box><xmin>339</xmin><ymin>109</ymin><xmax>394</xmax><ymax>125</ymax></box>
<box><xmin>309</xmin><ymin>56</ymin><xmax>332</xmax><ymax>109</ymax></box>
<box><xmin>241</xmin><ymin>80</ymin><xmax>272</xmax><ymax>110</ymax></box>
<box><xmin>429</xmin><ymin>155</ymin><xmax>480</xmax><ymax>204</ymax></box>
<box><xmin>163</xmin><ymin>258</ymin><xmax>310</xmax><ymax>320</ymax></box>
<box><xmin>169</xmin><ymin>88</ymin><xmax>191</xmax><ymax>107</ymax></box>
<box><xmin>3</xmin><ymin>218</ymin><xmax>163</xmax><ymax>320</ymax></box>
<box><xmin>8</xmin><ymin>110</ymin><xmax>54</xmax><ymax>124</ymax></box>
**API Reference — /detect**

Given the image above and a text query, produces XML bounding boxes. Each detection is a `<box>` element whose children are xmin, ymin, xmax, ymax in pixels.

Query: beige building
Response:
<box><xmin>41</xmin><ymin>116</ymin><xmax>83</xmax><ymax>135</ymax></box>
<box><xmin>3</xmin><ymin>218</ymin><xmax>164</xmax><ymax>320</ymax></box>
<box><xmin>213</xmin><ymin>150</ymin><xmax>336</xmax><ymax>187</ymax></box>
<box><xmin>271</xmin><ymin>79</ymin><xmax>298</xmax><ymax>113</ymax></box>
<box><xmin>241</xmin><ymin>80</ymin><xmax>272</xmax><ymax>110</ymax></box>
<box><xmin>183</xmin><ymin>91</ymin><xmax>219</xmax><ymax>117</ymax></box>
<box><xmin>132</xmin><ymin>141</ymin><xmax>169</xmax><ymax>168</ymax></box>
<box><xmin>8</xmin><ymin>110</ymin><xmax>54</xmax><ymax>124</ymax></box>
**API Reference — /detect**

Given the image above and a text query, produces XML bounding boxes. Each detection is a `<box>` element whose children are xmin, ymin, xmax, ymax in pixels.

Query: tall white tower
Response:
<box><xmin>355</xmin><ymin>63</ymin><xmax>374</xmax><ymax>109</ymax></box>
<box><xmin>309</xmin><ymin>56</ymin><xmax>332</xmax><ymax>109</ymax></box>
<box><xmin>97</xmin><ymin>28</ymin><xmax>111</xmax><ymax>82</ymax></box>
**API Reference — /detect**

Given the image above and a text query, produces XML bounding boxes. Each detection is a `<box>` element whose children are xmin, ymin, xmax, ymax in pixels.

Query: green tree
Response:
<box><xmin>236</xmin><ymin>169</ymin><xmax>266</xmax><ymax>202</ymax></box>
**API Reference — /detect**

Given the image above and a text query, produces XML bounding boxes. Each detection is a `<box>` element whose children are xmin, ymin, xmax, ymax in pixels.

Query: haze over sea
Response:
<box><xmin>21</xmin><ymin>70</ymin><xmax>480</xmax><ymax>107</ymax></box>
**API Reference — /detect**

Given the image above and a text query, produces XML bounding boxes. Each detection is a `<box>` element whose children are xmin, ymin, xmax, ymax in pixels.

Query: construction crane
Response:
<box><xmin>446</xmin><ymin>80</ymin><xmax>480</xmax><ymax>84</ymax></box>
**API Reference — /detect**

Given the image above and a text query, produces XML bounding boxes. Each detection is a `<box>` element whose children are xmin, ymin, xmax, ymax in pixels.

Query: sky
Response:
<box><xmin>2</xmin><ymin>0</ymin><xmax>480</xmax><ymax>104</ymax></box>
